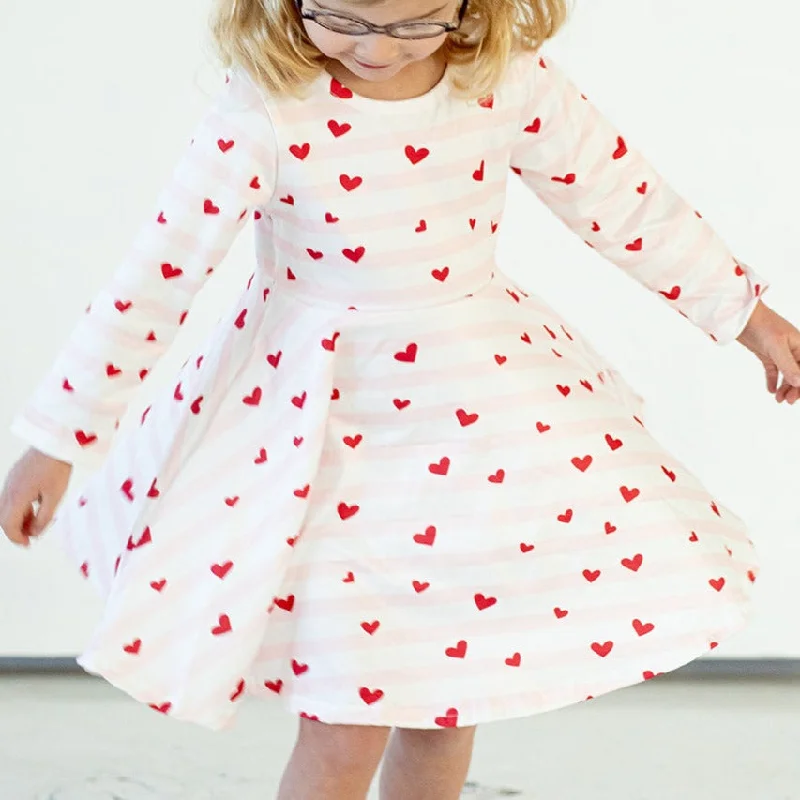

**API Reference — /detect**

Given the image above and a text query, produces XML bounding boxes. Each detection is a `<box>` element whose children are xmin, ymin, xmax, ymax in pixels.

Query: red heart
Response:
<box><xmin>267</xmin><ymin>351</ymin><xmax>282</xmax><ymax>368</ymax></box>
<box><xmin>343</xmin><ymin>434</ymin><xmax>362</xmax><ymax>448</ymax></box>
<box><xmin>338</xmin><ymin>502</ymin><xmax>359</xmax><ymax>520</ymax></box>
<box><xmin>123</xmin><ymin>638</ymin><xmax>142</xmax><ymax>655</ymax></box>
<box><xmin>322</xmin><ymin>332</ymin><xmax>340</xmax><ymax>351</ymax></box>
<box><xmin>225</xmin><ymin>496</ymin><xmax>239</xmax><ymax>507</ymax></box>
<box><xmin>488</xmin><ymin>469</ymin><xmax>505</xmax><ymax>484</ymax></box>
<box><xmin>536</xmin><ymin>422</ymin><xmax>551</xmax><ymax>433</ymax></box>
<box><xmin>688</xmin><ymin>531</ymin><xmax>699</xmax><ymax>542</ymax></box>
<box><xmin>709</xmin><ymin>577</ymin><xmax>725</xmax><ymax>592</ymax></box>
<box><xmin>428</xmin><ymin>457</ymin><xmax>450</xmax><ymax>476</ymax></box>
<box><xmin>290</xmin><ymin>142</ymin><xmax>310</xmax><ymax>160</ymax></box>
<box><xmin>625</xmin><ymin>237</ymin><xmax>643</xmax><ymax>252</ymax></box>
<box><xmin>735</xmin><ymin>264</ymin><xmax>745</xmax><ymax>276</ymax></box>
<box><xmin>621</xmin><ymin>554</ymin><xmax>643</xmax><ymax>572</ymax></box>
<box><xmin>604</xmin><ymin>521</ymin><xmax>617</xmax><ymax>534</ymax></box>
<box><xmin>157</xmin><ymin>211</ymin><xmax>167</xmax><ymax>224</ymax></box>
<box><xmin>472</xmin><ymin>160</ymin><xmax>485</xmax><ymax>181</ymax></box>
<box><xmin>327</xmin><ymin>119</ymin><xmax>351</xmax><ymax>137</ymax></box>
<box><xmin>405</xmin><ymin>145</ymin><xmax>430</xmax><ymax>164</ymax></box>
<box><xmin>505</xmin><ymin>652</ymin><xmax>521</xmax><ymax>667</ymax></box>
<box><xmin>150</xmin><ymin>579</ymin><xmax>167</xmax><ymax>592</ymax></box>
<box><xmin>557</xmin><ymin>384</ymin><xmax>571</xmax><ymax>397</ymax></box>
<box><xmin>339</xmin><ymin>174</ymin><xmax>363</xmax><ymax>191</ymax></box>
<box><xmin>456</xmin><ymin>408</ymin><xmax>479</xmax><ymax>427</ymax></box>
<box><xmin>307</xmin><ymin>248</ymin><xmax>324</xmax><ymax>260</ymax></box>
<box><xmin>230</xmin><ymin>679</ymin><xmax>246</xmax><ymax>702</ymax></box>
<box><xmin>293</xmin><ymin>485</ymin><xmax>310</xmax><ymax>498</ymax></box>
<box><xmin>218</xmin><ymin>139</ymin><xmax>235</xmax><ymax>152</ymax></box>
<box><xmin>115</xmin><ymin>300</ymin><xmax>132</xmax><ymax>313</ymax></box>
<box><xmin>521</xmin><ymin>332</ymin><xmax>532</xmax><ymax>344</ymax></box>
<box><xmin>292</xmin><ymin>659</ymin><xmax>309</xmax><ymax>675</ymax></box>
<box><xmin>632</xmin><ymin>619</ymin><xmax>655</xmax><ymax>636</ymax></box>
<box><xmin>620</xmin><ymin>486</ymin><xmax>640</xmax><ymax>503</ymax></box>
<box><xmin>204</xmin><ymin>199</ymin><xmax>220</xmax><ymax>215</ymax></box>
<box><xmin>325</xmin><ymin>211</ymin><xmax>339</xmax><ymax>223</ymax></box>
<box><xmin>275</xmin><ymin>595</ymin><xmax>295</xmax><ymax>612</ymax></box>
<box><xmin>292</xmin><ymin>391</ymin><xmax>307</xmax><ymax>409</ymax></box>
<box><xmin>265</xmin><ymin>679</ymin><xmax>284</xmax><ymax>693</ymax></box>
<box><xmin>190</xmin><ymin>396</ymin><xmax>203</xmax><ymax>415</ymax></box>
<box><xmin>554</xmin><ymin>607</ymin><xmax>568</xmax><ymax>619</ymax></box>
<box><xmin>394</xmin><ymin>343</ymin><xmax>418</xmax><ymax>362</ymax></box>
<box><xmin>605</xmin><ymin>434</ymin><xmax>623</xmax><ymax>451</ymax></box>
<box><xmin>478</xmin><ymin>94</ymin><xmax>494</xmax><ymax>108</ymax></box>
<box><xmin>557</xmin><ymin>509</ymin><xmax>573</xmax><ymax>523</ymax></box>
<box><xmin>393</xmin><ymin>398</ymin><xmax>411</xmax><ymax>410</ymax></box>
<box><xmin>591</xmin><ymin>641</ymin><xmax>614</xmax><ymax>658</ymax></box>
<box><xmin>330</xmin><ymin>78</ymin><xmax>353</xmax><ymax>99</ymax></box>
<box><xmin>445</xmin><ymin>640</ymin><xmax>467</xmax><ymax>658</ymax></box>
<box><xmin>637</xmin><ymin>182</ymin><xmax>648</xmax><ymax>194</ymax></box>
<box><xmin>520</xmin><ymin>542</ymin><xmax>534</xmax><ymax>553</ymax></box>
<box><xmin>343</xmin><ymin>246</ymin><xmax>365</xmax><ymax>263</ymax></box>
<box><xmin>571</xmin><ymin>455</ymin><xmax>592</xmax><ymax>472</ymax></box>
<box><xmin>431</xmin><ymin>267</ymin><xmax>449</xmax><ymax>282</ymax></box>
<box><xmin>524</xmin><ymin>118</ymin><xmax>541</xmax><ymax>133</ymax></box>
<box><xmin>494</xmin><ymin>354</ymin><xmax>507</xmax><ymax>365</ymax></box>
<box><xmin>243</xmin><ymin>387</ymin><xmax>262</xmax><ymax>406</ymax></box>
<box><xmin>612</xmin><ymin>136</ymin><xmax>628</xmax><ymax>159</ymax></box>
<box><xmin>582</xmin><ymin>569</ymin><xmax>601</xmax><ymax>583</ymax></box>
<box><xmin>474</xmin><ymin>593</ymin><xmax>496</xmax><ymax>611</ymax></box>
<box><xmin>280</xmin><ymin>194</ymin><xmax>294</xmax><ymax>205</ymax></box>
<box><xmin>211</xmin><ymin>561</ymin><xmax>233</xmax><ymax>579</ymax></box>
<box><xmin>106</xmin><ymin>363</ymin><xmax>122</xmax><ymax>378</ymax></box>
<box><xmin>469</xmin><ymin>218</ymin><xmax>476</xmax><ymax>229</ymax></box>
<box><xmin>359</xmin><ymin>687</ymin><xmax>384</xmax><ymax>705</ymax></box>
<box><xmin>434</xmin><ymin>708</ymin><xmax>459</xmax><ymax>728</ymax></box>
<box><xmin>412</xmin><ymin>580</ymin><xmax>430</xmax><ymax>593</ymax></box>
<box><xmin>121</xmin><ymin>479</ymin><xmax>134</xmax><ymax>501</ymax></box>
<box><xmin>413</xmin><ymin>526</ymin><xmax>436</xmax><ymax>546</ymax></box>
<box><xmin>659</xmin><ymin>285</ymin><xmax>681</xmax><ymax>300</ymax></box>
<box><xmin>552</xmin><ymin>173</ymin><xmax>576</xmax><ymax>184</ymax></box>
<box><xmin>661</xmin><ymin>466</ymin><xmax>676</xmax><ymax>482</ymax></box>
<box><xmin>343</xmin><ymin>571</ymin><xmax>355</xmax><ymax>583</ymax></box>
<box><xmin>254</xmin><ymin>448</ymin><xmax>268</xmax><ymax>464</ymax></box>
<box><xmin>361</xmin><ymin>620</ymin><xmax>380</xmax><ymax>635</ymax></box>
<box><xmin>212</xmin><ymin>614</ymin><xmax>232</xmax><ymax>635</ymax></box>
<box><xmin>416</xmin><ymin>220</ymin><xmax>427</xmax><ymax>232</ymax></box>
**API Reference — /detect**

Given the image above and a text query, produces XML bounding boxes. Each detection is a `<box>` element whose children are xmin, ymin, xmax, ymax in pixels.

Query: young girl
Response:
<box><xmin>3</xmin><ymin>0</ymin><xmax>800</xmax><ymax>797</ymax></box>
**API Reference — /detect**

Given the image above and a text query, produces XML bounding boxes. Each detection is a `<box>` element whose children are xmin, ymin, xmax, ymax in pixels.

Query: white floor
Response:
<box><xmin>1</xmin><ymin>674</ymin><xmax>798</xmax><ymax>799</ymax></box>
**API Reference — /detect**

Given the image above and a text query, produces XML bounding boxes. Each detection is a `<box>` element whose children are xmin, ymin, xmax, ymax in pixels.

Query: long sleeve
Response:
<box><xmin>509</xmin><ymin>53</ymin><xmax>769</xmax><ymax>344</ymax></box>
<box><xmin>11</xmin><ymin>68</ymin><xmax>278</xmax><ymax>468</ymax></box>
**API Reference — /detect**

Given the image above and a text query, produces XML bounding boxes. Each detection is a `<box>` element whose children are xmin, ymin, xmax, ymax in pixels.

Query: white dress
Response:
<box><xmin>11</xmin><ymin>50</ymin><xmax>768</xmax><ymax>731</ymax></box>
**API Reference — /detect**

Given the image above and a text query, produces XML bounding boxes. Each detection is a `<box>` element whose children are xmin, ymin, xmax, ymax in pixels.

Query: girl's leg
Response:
<box><xmin>277</xmin><ymin>718</ymin><xmax>391</xmax><ymax>800</ymax></box>
<box><xmin>378</xmin><ymin>725</ymin><xmax>478</xmax><ymax>800</ymax></box>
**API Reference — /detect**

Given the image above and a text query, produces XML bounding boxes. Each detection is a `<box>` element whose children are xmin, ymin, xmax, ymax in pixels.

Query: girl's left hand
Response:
<box><xmin>736</xmin><ymin>300</ymin><xmax>800</xmax><ymax>404</ymax></box>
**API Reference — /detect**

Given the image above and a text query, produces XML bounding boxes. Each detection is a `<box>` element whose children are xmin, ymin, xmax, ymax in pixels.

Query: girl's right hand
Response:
<box><xmin>0</xmin><ymin>448</ymin><xmax>72</xmax><ymax>548</ymax></box>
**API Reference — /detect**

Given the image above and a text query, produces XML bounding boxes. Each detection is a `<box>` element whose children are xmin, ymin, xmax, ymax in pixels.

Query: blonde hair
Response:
<box><xmin>207</xmin><ymin>0</ymin><xmax>572</xmax><ymax>101</ymax></box>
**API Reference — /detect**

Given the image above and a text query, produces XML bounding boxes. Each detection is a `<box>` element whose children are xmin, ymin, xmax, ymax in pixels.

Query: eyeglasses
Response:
<box><xmin>294</xmin><ymin>0</ymin><xmax>469</xmax><ymax>40</ymax></box>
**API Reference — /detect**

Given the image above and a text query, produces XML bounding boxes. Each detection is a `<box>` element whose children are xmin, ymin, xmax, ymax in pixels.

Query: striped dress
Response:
<box><xmin>11</xmin><ymin>49</ymin><xmax>768</xmax><ymax>731</ymax></box>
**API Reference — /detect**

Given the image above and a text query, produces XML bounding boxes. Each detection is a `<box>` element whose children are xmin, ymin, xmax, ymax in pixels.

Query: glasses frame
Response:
<box><xmin>294</xmin><ymin>0</ymin><xmax>470</xmax><ymax>39</ymax></box>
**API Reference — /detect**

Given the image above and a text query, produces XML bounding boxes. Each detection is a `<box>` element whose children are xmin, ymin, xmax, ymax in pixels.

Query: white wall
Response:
<box><xmin>1</xmin><ymin>0</ymin><xmax>798</xmax><ymax>657</ymax></box>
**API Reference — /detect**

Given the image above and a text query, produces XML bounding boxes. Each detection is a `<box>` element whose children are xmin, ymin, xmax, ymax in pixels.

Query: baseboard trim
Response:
<box><xmin>1</xmin><ymin>657</ymin><xmax>799</xmax><ymax>678</ymax></box>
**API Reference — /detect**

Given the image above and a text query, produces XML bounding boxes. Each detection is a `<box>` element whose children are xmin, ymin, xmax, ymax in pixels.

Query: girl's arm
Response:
<box><xmin>10</xmin><ymin>69</ymin><xmax>277</xmax><ymax>468</ymax></box>
<box><xmin>509</xmin><ymin>53</ymin><xmax>768</xmax><ymax>344</ymax></box>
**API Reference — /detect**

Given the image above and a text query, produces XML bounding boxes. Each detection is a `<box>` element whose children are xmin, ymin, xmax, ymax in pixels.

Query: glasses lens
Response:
<box><xmin>316</xmin><ymin>13</ymin><xmax>371</xmax><ymax>34</ymax></box>
<box><xmin>391</xmin><ymin>23</ymin><xmax>449</xmax><ymax>39</ymax></box>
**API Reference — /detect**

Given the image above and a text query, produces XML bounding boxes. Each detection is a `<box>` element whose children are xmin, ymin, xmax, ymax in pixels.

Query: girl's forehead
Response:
<box><xmin>310</xmin><ymin>0</ymin><xmax>453</xmax><ymax>17</ymax></box>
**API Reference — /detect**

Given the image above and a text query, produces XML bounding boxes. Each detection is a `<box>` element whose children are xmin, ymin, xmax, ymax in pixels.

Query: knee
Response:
<box><xmin>296</xmin><ymin>718</ymin><xmax>391</xmax><ymax>773</ymax></box>
<box><xmin>392</xmin><ymin>725</ymin><xmax>477</xmax><ymax>758</ymax></box>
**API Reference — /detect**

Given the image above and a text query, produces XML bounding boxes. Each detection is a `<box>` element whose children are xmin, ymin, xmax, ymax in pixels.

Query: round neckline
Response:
<box><xmin>317</xmin><ymin>61</ymin><xmax>452</xmax><ymax>114</ymax></box>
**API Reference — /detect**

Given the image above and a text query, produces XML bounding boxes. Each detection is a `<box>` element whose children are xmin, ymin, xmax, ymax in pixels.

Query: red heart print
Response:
<box><xmin>339</xmin><ymin>174</ymin><xmax>363</xmax><ymax>191</ymax></box>
<box><xmin>330</xmin><ymin>78</ymin><xmax>353</xmax><ymax>99</ymax></box>
<box><xmin>325</xmin><ymin>211</ymin><xmax>339</xmax><ymax>223</ymax></box>
<box><xmin>456</xmin><ymin>409</ymin><xmax>479</xmax><ymax>427</ymax></box>
<box><xmin>591</xmin><ymin>641</ymin><xmax>614</xmax><ymax>658</ymax></box>
<box><xmin>190</xmin><ymin>396</ymin><xmax>203</xmax><ymax>415</ymax></box>
<box><xmin>632</xmin><ymin>619</ymin><xmax>655</xmax><ymax>636</ymax></box>
<box><xmin>294</xmin><ymin>485</ymin><xmax>310</xmax><ymax>498</ymax></box>
<box><xmin>394</xmin><ymin>343</ymin><xmax>418</xmax><ymax>362</ymax></box>
<box><xmin>637</xmin><ymin>182</ymin><xmax>648</xmax><ymax>194</ymax></box>
<box><xmin>748</xmin><ymin>570</ymin><xmax>757</xmax><ymax>583</ymax></box>
<box><xmin>150</xmin><ymin>579</ymin><xmax>167</xmax><ymax>592</ymax></box>
<box><xmin>225</xmin><ymin>496</ymin><xmax>240</xmax><ymax>507</ymax></box>
<box><xmin>307</xmin><ymin>248</ymin><xmax>323</xmax><ymax>260</ymax></box>
<box><xmin>431</xmin><ymin>267</ymin><xmax>449</xmax><ymax>282</ymax></box>
<box><xmin>343</xmin><ymin>246</ymin><xmax>365</xmax><ymax>263</ymax></box>
<box><xmin>520</xmin><ymin>542</ymin><xmax>534</xmax><ymax>553</ymax></box>
<box><xmin>343</xmin><ymin>571</ymin><xmax>355</xmax><ymax>583</ymax></box>
<box><xmin>688</xmin><ymin>531</ymin><xmax>699</xmax><ymax>542</ymax></box>
<box><xmin>710</xmin><ymin>501</ymin><xmax>720</xmax><ymax>517</ymax></box>
<box><xmin>445</xmin><ymin>640</ymin><xmax>467</xmax><ymax>658</ymax></box>
<box><xmin>331</xmin><ymin>388</ymin><xmax>340</xmax><ymax>400</ymax></box>
<box><xmin>294</xmin><ymin>436</ymin><xmax>304</xmax><ymax>447</ymax></box>
<box><xmin>413</xmin><ymin>526</ymin><xmax>436</xmax><ymax>546</ymax></box>
<box><xmin>491</xmin><ymin>221</ymin><xmax>499</xmax><ymax>233</ymax></box>
<box><xmin>106</xmin><ymin>363</ymin><xmax>121</xmax><ymax>378</ymax></box>
<box><xmin>709</xmin><ymin>577</ymin><xmax>725</xmax><ymax>592</ymax></box>
<box><xmin>605</xmin><ymin>434</ymin><xmax>623</xmax><ymax>451</ymax></box>
<box><xmin>280</xmin><ymin>194</ymin><xmax>294</xmax><ymax>205</ymax></box>
<box><xmin>275</xmin><ymin>595</ymin><xmax>295</xmax><ymax>612</ymax></box>
<box><xmin>557</xmin><ymin>385</ymin><xmax>571</xmax><ymax>397</ymax></box>
<box><xmin>494</xmin><ymin>354</ymin><xmax>507</xmax><ymax>365</ymax></box>
<box><xmin>536</xmin><ymin>422</ymin><xmax>551</xmax><ymax>433</ymax></box>
<box><xmin>659</xmin><ymin>285</ymin><xmax>681</xmax><ymax>300</ymax></box>
<box><xmin>287</xmin><ymin>268</ymin><xmax>296</xmax><ymax>281</ymax></box>
<box><xmin>212</xmin><ymin>614</ymin><xmax>232</xmax><ymax>635</ymax></box>
<box><xmin>234</xmin><ymin>309</ymin><xmax>247</xmax><ymax>330</ymax></box>
<box><xmin>322</xmin><ymin>332</ymin><xmax>341</xmax><ymax>351</ymax></box>
<box><xmin>255</xmin><ymin>448</ymin><xmax>268</xmax><ymax>464</ymax></box>
<box><xmin>243</xmin><ymin>387</ymin><xmax>262</xmax><ymax>406</ymax></box>
<box><xmin>211</xmin><ymin>561</ymin><xmax>233</xmax><ymax>579</ymax></box>
<box><xmin>292</xmin><ymin>659</ymin><xmax>309</xmax><ymax>676</ymax></box>
<box><xmin>505</xmin><ymin>652</ymin><xmax>521</xmax><ymax>667</ymax></box>
<box><xmin>612</xmin><ymin>137</ymin><xmax>627</xmax><ymax>159</ymax></box>
<box><xmin>428</xmin><ymin>457</ymin><xmax>450</xmax><ymax>476</ymax></box>
<box><xmin>557</xmin><ymin>509</ymin><xmax>573</xmax><ymax>523</ymax></box>
<box><xmin>524</xmin><ymin>118</ymin><xmax>541</xmax><ymax>133</ymax></box>
<box><xmin>173</xmin><ymin>382</ymin><xmax>184</xmax><ymax>402</ymax></box>
<box><xmin>250</xmin><ymin>177</ymin><xmax>261</xmax><ymax>190</ymax></box>
<box><xmin>469</xmin><ymin>218</ymin><xmax>476</xmax><ymax>229</ymax></box>
<box><xmin>735</xmin><ymin>263</ymin><xmax>745</xmax><ymax>276</ymax></box>
<box><xmin>161</xmin><ymin>263</ymin><xmax>183</xmax><ymax>280</ymax></box>
<box><xmin>472</xmin><ymin>160</ymin><xmax>485</xmax><ymax>181</ymax></box>
<box><xmin>289</xmin><ymin>143</ymin><xmax>310</xmax><ymax>160</ymax></box>
<box><xmin>620</xmin><ymin>486</ymin><xmax>640</xmax><ymax>503</ymax></box>
<box><xmin>621</xmin><ymin>554</ymin><xmax>643</xmax><ymax>572</ymax></box>
<box><xmin>115</xmin><ymin>300</ymin><xmax>132</xmax><ymax>312</ymax></box>
<box><xmin>604</xmin><ymin>521</ymin><xmax>617</xmax><ymax>534</ymax></box>
<box><xmin>361</xmin><ymin>620</ymin><xmax>380</xmax><ymax>635</ymax></box>
<box><xmin>416</xmin><ymin>220</ymin><xmax>427</xmax><ymax>232</ymax></box>
<box><xmin>488</xmin><ymin>469</ymin><xmax>505</xmax><ymax>484</ymax></box>
<box><xmin>435</xmin><ymin>708</ymin><xmax>459</xmax><ymax>728</ymax></box>
<box><xmin>230</xmin><ymin>679</ymin><xmax>246</xmax><ymax>702</ymax></box>
<box><xmin>62</xmin><ymin>378</ymin><xmax>74</xmax><ymax>392</ymax></box>
<box><xmin>551</xmin><ymin>173</ymin><xmax>576</xmax><ymax>185</ymax></box>
<box><xmin>338</xmin><ymin>502</ymin><xmax>359</xmax><ymax>520</ymax></box>
<box><xmin>478</xmin><ymin>94</ymin><xmax>494</xmax><ymax>108</ymax></box>
<box><xmin>405</xmin><ymin>145</ymin><xmax>430</xmax><ymax>164</ymax></box>
<box><xmin>121</xmin><ymin>479</ymin><xmax>134</xmax><ymax>502</ymax></box>
<box><xmin>343</xmin><ymin>434</ymin><xmax>362</xmax><ymax>448</ymax></box>
<box><xmin>292</xmin><ymin>391</ymin><xmax>307</xmax><ymax>409</ymax></box>
<box><xmin>327</xmin><ymin>119</ymin><xmax>351</xmax><ymax>137</ymax></box>
<box><xmin>359</xmin><ymin>687</ymin><xmax>384</xmax><ymax>705</ymax></box>
<box><xmin>412</xmin><ymin>580</ymin><xmax>430</xmax><ymax>593</ymax></box>
<box><xmin>583</xmin><ymin>569</ymin><xmax>601</xmax><ymax>583</ymax></box>
<box><xmin>571</xmin><ymin>455</ymin><xmax>592</xmax><ymax>472</ymax></box>
<box><xmin>157</xmin><ymin>211</ymin><xmax>167</xmax><ymax>224</ymax></box>
<box><xmin>591</xmin><ymin>221</ymin><xmax>601</xmax><ymax>232</ymax></box>
<box><xmin>554</xmin><ymin>607</ymin><xmax>568</xmax><ymax>619</ymax></box>
<box><xmin>218</xmin><ymin>139</ymin><xmax>235</xmax><ymax>153</ymax></box>
<box><xmin>521</xmin><ymin>332</ymin><xmax>532</xmax><ymax>344</ymax></box>
<box><xmin>661</xmin><ymin>466</ymin><xmax>676</xmax><ymax>482</ymax></box>
<box><xmin>204</xmin><ymin>199</ymin><xmax>220</xmax><ymax>215</ymax></box>
<box><xmin>114</xmin><ymin>555</ymin><xmax>121</xmax><ymax>575</ymax></box>
<box><xmin>624</xmin><ymin>238</ymin><xmax>643</xmax><ymax>253</ymax></box>
<box><xmin>267</xmin><ymin>351</ymin><xmax>282</xmax><ymax>368</ymax></box>
<box><xmin>474</xmin><ymin>593</ymin><xmax>496</xmax><ymax>611</ymax></box>
<box><xmin>127</xmin><ymin>527</ymin><xmax>152</xmax><ymax>550</ymax></box>
<box><xmin>393</xmin><ymin>398</ymin><xmax>411</xmax><ymax>410</ymax></box>
<box><xmin>149</xmin><ymin>702</ymin><xmax>172</xmax><ymax>715</ymax></box>
<box><xmin>123</xmin><ymin>638</ymin><xmax>142</xmax><ymax>655</ymax></box>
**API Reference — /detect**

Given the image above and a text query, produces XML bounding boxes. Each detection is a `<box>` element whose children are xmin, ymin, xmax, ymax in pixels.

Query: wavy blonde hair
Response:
<box><xmin>207</xmin><ymin>0</ymin><xmax>571</xmax><ymax>101</ymax></box>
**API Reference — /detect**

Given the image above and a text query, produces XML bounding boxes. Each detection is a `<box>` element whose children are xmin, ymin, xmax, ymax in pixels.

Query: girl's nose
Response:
<box><xmin>357</xmin><ymin>33</ymin><xmax>401</xmax><ymax>63</ymax></box>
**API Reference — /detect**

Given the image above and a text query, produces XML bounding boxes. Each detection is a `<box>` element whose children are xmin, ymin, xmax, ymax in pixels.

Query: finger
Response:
<box><xmin>2</xmin><ymin>504</ymin><xmax>32</xmax><ymax>548</ymax></box>
<box><xmin>773</xmin><ymin>343</ymin><xmax>800</xmax><ymax>389</ymax></box>
<box><xmin>764</xmin><ymin>361</ymin><xmax>780</xmax><ymax>394</ymax></box>
<box><xmin>31</xmin><ymin>491</ymin><xmax>57</xmax><ymax>536</ymax></box>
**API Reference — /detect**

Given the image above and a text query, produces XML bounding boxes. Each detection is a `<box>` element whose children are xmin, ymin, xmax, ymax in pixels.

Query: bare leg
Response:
<box><xmin>277</xmin><ymin>718</ymin><xmax>391</xmax><ymax>800</ymax></box>
<box><xmin>379</xmin><ymin>725</ymin><xmax>477</xmax><ymax>800</ymax></box>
